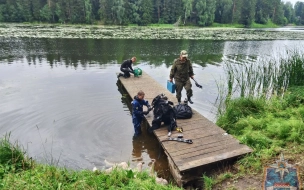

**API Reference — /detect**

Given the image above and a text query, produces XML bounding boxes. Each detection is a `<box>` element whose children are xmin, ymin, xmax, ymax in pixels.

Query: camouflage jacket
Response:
<box><xmin>169</xmin><ymin>58</ymin><xmax>194</xmax><ymax>82</ymax></box>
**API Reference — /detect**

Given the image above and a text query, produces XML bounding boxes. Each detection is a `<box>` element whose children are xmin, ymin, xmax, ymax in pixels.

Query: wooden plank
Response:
<box><xmin>178</xmin><ymin>146</ymin><xmax>252</xmax><ymax>171</ymax></box>
<box><xmin>171</xmin><ymin>140</ymin><xmax>241</xmax><ymax>159</ymax></box>
<box><xmin>155</xmin><ymin>122</ymin><xmax>225</xmax><ymax>137</ymax></box>
<box><xmin>118</xmin><ymin>71</ymin><xmax>253</xmax><ymax>184</ymax></box>
<box><xmin>161</xmin><ymin>133</ymin><xmax>238</xmax><ymax>154</ymax></box>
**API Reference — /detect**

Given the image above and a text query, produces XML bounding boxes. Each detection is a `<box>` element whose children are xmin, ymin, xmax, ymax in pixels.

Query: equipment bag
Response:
<box><xmin>173</xmin><ymin>104</ymin><xmax>192</xmax><ymax>119</ymax></box>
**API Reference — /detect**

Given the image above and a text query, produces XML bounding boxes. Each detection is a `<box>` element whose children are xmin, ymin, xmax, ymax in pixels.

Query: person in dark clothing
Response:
<box><xmin>132</xmin><ymin>90</ymin><xmax>152</xmax><ymax>138</ymax></box>
<box><xmin>169</xmin><ymin>50</ymin><xmax>194</xmax><ymax>104</ymax></box>
<box><xmin>118</xmin><ymin>57</ymin><xmax>137</xmax><ymax>78</ymax></box>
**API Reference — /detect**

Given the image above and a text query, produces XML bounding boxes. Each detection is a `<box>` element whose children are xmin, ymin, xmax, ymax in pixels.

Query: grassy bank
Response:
<box><xmin>211</xmin><ymin>51</ymin><xmax>304</xmax><ymax>189</ymax></box>
<box><xmin>0</xmin><ymin>135</ymin><xmax>181</xmax><ymax>190</ymax></box>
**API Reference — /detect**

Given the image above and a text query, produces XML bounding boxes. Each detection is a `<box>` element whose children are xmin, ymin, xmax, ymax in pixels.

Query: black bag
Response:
<box><xmin>174</xmin><ymin>104</ymin><xmax>192</xmax><ymax>119</ymax></box>
<box><xmin>148</xmin><ymin>94</ymin><xmax>177</xmax><ymax>133</ymax></box>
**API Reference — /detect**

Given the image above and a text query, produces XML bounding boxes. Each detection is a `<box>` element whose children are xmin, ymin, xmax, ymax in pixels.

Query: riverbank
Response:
<box><xmin>0</xmin><ymin>23</ymin><xmax>303</xmax><ymax>40</ymax></box>
<box><xmin>0</xmin><ymin>135</ymin><xmax>181</xmax><ymax>190</ymax></box>
<box><xmin>212</xmin><ymin>51</ymin><xmax>304</xmax><ymax>189</ymax></box>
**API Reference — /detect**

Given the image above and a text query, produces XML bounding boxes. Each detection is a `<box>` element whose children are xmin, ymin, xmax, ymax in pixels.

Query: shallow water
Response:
<box><xmin>0</xmin><ymin>37</ymin><xmax>303</xmax><ymax>178</ymax></box>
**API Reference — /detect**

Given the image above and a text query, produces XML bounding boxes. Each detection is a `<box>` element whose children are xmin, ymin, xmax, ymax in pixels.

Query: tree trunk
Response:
<box><xmin>231</xmin><ymin>0</ymin><xmax>236</xmax><ymax>23</ymax></box>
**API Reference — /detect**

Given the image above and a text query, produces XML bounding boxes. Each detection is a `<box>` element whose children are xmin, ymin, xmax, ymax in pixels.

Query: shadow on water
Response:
<box><xmin>116</xmin><ymin>80</ymin><xmax>173</xmax><ymax>182</ymax></box>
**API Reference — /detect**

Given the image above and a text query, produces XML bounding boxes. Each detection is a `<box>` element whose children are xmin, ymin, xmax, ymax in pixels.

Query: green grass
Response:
<box><xmin>215</xmin><ymin>50</ymin><xmax>304</xmax><ymax>177</ymax></box>
<box><xmin>216</xmin><ymin>86</ymin><xmax>304</xmax><ymax>172</ymax></box>
<box><xmin>0</xmin><ymin>133</ymin><xmax>32</xmax><ymax>177</ymax></box>
<box><xmin>202</xmin><ymin>174</ymin><xmax>214</xmax><ymax>190</ymax></box>
<box><xmin>250</xmin><ymin>20</ymin><xmax>278</xmax><ymax>28</ymax></box>
<box><xmin>147</xmin><ymin>24</ymin><xmax>175</xmax><ymax>28</ymax></box>
<box><xmin>1</xmin><ymin>166</ymin><xmax>182</xmax><ymax>190</ymax></box>
<box><xmin>210</xmin><ymin>22</ymin><xmax>244</xmax><ymax>28</ymax></box>
<box><xmin>212</xmin><ymin>22</ymin><xmax>244</xmax><ymax>28</ymax></box>
<box><xmin>0</xmin><ymin>136</ymin><xmax>182</xmax><ymax>190</ymax></box>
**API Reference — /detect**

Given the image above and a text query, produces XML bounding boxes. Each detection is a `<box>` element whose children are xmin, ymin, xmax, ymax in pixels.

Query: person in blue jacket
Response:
<box><xmin>132</xmin><ymin>90</ymin><xmax>152</xmax><ymax>138</ymax></box>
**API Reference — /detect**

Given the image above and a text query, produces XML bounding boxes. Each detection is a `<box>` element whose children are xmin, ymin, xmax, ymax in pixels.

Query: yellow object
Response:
<box><xmin>176</xmin><ymin>127</ymin><xmax>183</xmax><ymax>133</ymax></box>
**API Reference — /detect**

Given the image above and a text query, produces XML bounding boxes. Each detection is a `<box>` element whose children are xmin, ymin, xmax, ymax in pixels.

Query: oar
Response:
<box><xmin>191</xmin><ymin>78</ymin><xmax>203</xmax><ymax>89</ymax></box>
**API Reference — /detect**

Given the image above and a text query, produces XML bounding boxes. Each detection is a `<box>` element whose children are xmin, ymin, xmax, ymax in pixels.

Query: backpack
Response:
<box><xmin>173</xmin><ymin>104</ymin><xmax>192</xmax><ymax>119</ymax></box>
<box><xmin>149</xmin><ymin>94</ymin><xmax>177</xmax><ymax>133</ymax></box>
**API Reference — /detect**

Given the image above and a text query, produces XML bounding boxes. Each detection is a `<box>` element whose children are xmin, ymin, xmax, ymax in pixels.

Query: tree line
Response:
<box><xmin>0</xmin><ymin>0</ymin><xmax>304</xmax><ymax>26</ymax></box>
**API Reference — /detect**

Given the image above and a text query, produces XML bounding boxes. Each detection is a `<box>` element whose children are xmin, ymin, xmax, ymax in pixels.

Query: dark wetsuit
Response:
<box><xmin>120</xmin><ymin>59</ymin><xmax>134</xmax><ymax>78</ymax></box>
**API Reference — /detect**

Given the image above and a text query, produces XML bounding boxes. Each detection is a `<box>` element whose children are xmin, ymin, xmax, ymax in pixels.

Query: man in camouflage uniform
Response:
<box><xmin>169</xmin><ymin>50</ymin><xmax>194</xmax><ymax>104</ymax></box>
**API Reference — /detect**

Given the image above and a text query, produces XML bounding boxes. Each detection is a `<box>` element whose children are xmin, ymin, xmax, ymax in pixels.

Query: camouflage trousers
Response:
<box><xmin>175</xmin><ymin>79</ymin><xmax>192</xmax><ymax>101</ymax></box>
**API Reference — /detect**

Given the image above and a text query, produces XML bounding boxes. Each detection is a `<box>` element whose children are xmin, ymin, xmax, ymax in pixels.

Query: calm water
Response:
<box><xmin>0</xmin><ymin>37</ymin><xmax>303</xmax><ymax>177</ymax></box>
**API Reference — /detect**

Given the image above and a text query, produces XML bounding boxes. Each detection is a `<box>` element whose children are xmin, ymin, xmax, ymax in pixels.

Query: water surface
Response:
<box><xmin>0</xmin><ymin>37</ymin><xmax>303</xmax><ymax>177</ymax></box>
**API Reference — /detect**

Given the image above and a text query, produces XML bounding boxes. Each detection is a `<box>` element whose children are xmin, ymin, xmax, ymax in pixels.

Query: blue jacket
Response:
<box><xmin>132</xmin><ymin>96</ymin><xmax>150</xmax><ymax>118</ymax></box>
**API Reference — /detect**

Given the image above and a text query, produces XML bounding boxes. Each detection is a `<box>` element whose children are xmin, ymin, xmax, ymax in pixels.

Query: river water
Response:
<box><xmin>0</xmin><ymin>37</ymin><xmax>303</xmax><ymax>178</ymax></box>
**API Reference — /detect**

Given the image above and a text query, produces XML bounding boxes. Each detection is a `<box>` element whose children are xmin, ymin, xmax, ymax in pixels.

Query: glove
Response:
<box><xmin>143</xmin><ymin>111</ymin><xmax>149</xmax><ymax>115</ymax></box>
<box><xmin>148</xmin><ymin>107</ymin><xmax>153</xmax><ymax>112</ymax></box>
<box><xmin>147</xmin><ymin>105</ymin><xmax>153</xmax><ymax>111</ymax></box>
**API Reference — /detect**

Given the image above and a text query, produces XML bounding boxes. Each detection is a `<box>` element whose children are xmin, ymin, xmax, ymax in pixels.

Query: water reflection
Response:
<box><xmin>117</xmin><ymin>81</ymin><xmax>171</xmax><ymax>178</ymax></box>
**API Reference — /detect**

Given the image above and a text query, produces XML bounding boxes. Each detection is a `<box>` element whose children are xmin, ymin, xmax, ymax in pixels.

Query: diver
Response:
<box><xmin>132</xmin><ymin>90</ymin><xmax>152</xmax><ymax>138</ymax></box>
<box><xmin>118</xmin><ymin>57</ymin><xmax>136</xmax><ymax>78</ymax></box>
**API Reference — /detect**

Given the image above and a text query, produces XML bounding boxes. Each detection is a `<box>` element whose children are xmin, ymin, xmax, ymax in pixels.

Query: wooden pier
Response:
<box><xmin>118</xmin><ymin>71</ymin><xmax>252</xmax><ymax>186</ymax></box>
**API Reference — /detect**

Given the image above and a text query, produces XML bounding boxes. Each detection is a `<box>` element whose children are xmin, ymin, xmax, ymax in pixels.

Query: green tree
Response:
<box><xmin>182</xmin><ymin>0</ymin><xmax>193</xmax><ymax>25</ymax></box>
<box><xmin>283</xmin><ymin>2</ymin><xmax>295</xmax><ymax>24</ymax></box>
<box><xmin>193</xmin><ymin>0</ymin><xmax>216</xmax><ymax>26</ymax></box>
<box><xmin>138</xmin><ymin>0</ymin><xmax>153</xmax><ymax>25</ymax></box>
<box><xmin>295</xmin><ymin>1</ymin><xmax>304</xmax><ymax>25</ymax></box>
<box><xmin>3</xmin><ymin>0</ymin><xmax>24</xmax><ymax>22</ymax></box>
<box><xmin>255</xmin><ymin>0</ymin><xmax>270</xmax><ymax>24</ymax></box>
<box><xmin>111</xmin><ymin>0</ymin><xmax>125</xmax><ymax>24</ymax></box>
<box><xmin>231</xmin><ymin>0</ymin><xmax>242</xmax><ymax>23</ymax></box>
<box><xmin>40</xmin><ymin>4</ymin><xmax>52</xmax><ymax>22</ymax></box>
<box><xmin>31</xmin><ymin>0</ymin><xmax>43</xmax><ymax>21</ymax></box>
<box><xmin>84</xmin><ymin>0</ymin><xmax>93</xmax><ymax>23</ymax></box>
<box><xmin>19</xmin><ymin>0</ymin><xmax>33</xmax><ymax>21</ymax></box>
<box><xmin>272</xmin><ymin>0</ymin><xmax>284</xmax><ymax>25</ymax></box>
<box><xmin>215</xmin><ymin>0</ymin><xmax>233</xmax><ymax>24</ymax></box>
<box><xmin>240</xmin><ymin>0</ymin><xmax>256</xmax><ymax>26</ymax></box>
<box><xmin>0</xmin><ymin>4</ymin><xmax>4</xmax><ymax>21</ymax></box>
<box><xmin>99</xmin><ymin>0</ymin><xmax>114</xmax><ymax>24</ymax></box>
<box><xmin>91</xmin><ymin>0</ymin><xmax>100</xmax><ymax>20</ymax></box>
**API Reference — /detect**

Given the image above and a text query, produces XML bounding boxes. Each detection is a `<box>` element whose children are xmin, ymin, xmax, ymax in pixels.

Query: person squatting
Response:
<box><xmin>118</xmin><ymin>57</ymin><xmax>136</xmax><ymax>78</ymax></box>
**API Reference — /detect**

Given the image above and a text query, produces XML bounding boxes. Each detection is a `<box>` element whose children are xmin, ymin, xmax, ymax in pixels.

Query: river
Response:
<box><xmin>0</xmin><ymin>37</ymin><xmax>303</xmax><ymax>179</ymax></box>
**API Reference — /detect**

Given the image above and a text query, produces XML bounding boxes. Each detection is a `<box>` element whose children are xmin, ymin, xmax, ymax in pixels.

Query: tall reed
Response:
<box><xmin>223</xmin><ymin>50</ymin><xmax>304</xmax><ymax>99</ymax></box>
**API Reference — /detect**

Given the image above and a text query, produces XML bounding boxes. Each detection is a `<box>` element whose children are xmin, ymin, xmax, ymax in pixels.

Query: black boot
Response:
<box><xmin>117</xmin><ymin>73</ymin><xmax>123</xmax><ymax>78</ymax></box>
<box><xmin>188</xmin><ymin>96</ymin><xmax>193</xmax><ymax>104</ymax></box>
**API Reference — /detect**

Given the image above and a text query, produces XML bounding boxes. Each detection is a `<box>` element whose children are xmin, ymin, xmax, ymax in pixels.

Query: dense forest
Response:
<box><xmin>0</xmin><ymin>0</ymin><xmax>304</xmax><ymax>26</ymax></box>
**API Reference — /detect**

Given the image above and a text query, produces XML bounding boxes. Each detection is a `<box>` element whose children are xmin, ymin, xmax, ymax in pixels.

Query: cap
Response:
<box><xmin>180</xmin><ymin>50</ymin><xmax>188</xmax><ymax>58</ymax></box>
